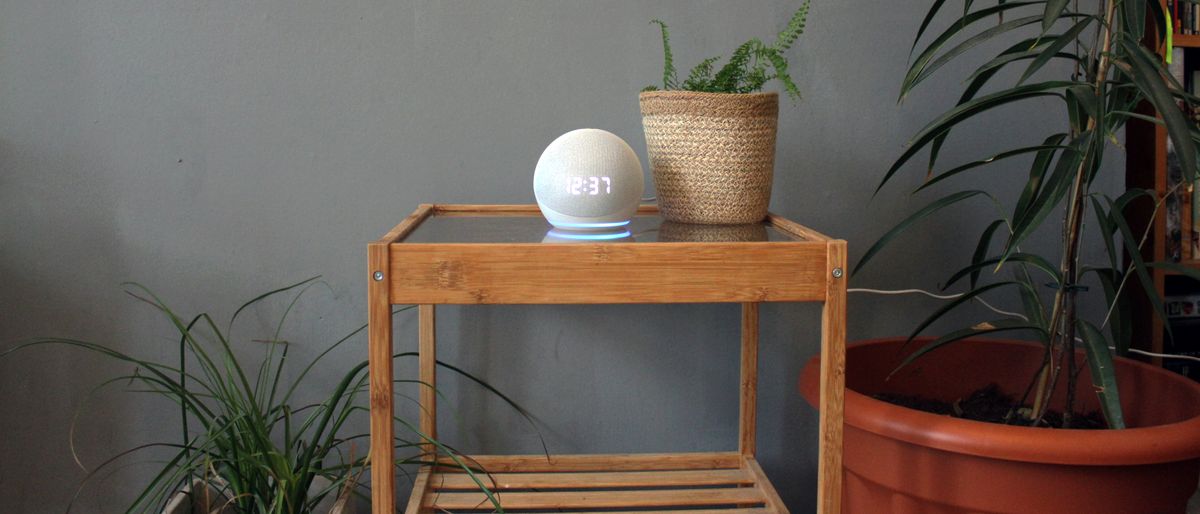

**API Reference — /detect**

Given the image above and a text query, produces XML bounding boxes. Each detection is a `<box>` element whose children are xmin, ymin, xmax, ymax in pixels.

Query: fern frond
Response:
<box><xmin>713</xmin><ymin>39</ymin><xmax>761</xmax><ymax>92</ymax></box>
<box><xmin>774</xmin><ymin>0</ymin><xmax>811</xmax><ymax>52</ymax></box>
<box><xmin>651</xmin><ymin>20</ymin><xmax>678</xmax><ymax>89</ymax></box>
<box><xmin>683</xmin><ymin>56</ymin><xmax>722</xmax><ymax>91</ymax></box>
<box><xmin>764</xmin><ymin>49</ymin><xmax>801</xmax><ymax>99</ymax></box>
<box><xmin>645</xmin><ymin>1</ymin><xmax>808</xmax><ymax>99</ymax></box>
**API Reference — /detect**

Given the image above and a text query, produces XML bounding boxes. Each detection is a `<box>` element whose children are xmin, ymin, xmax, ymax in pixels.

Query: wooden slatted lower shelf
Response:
<box><xmin>407</xmin><ymin>452</ymin><xmax>789</xmax><ymax>514</ymax></box>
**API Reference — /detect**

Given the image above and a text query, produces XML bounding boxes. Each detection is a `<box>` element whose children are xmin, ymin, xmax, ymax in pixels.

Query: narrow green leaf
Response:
<box><xmin>1042</xmin><ymin>0</ymin><xmax>1071</xmax><ymax>31</ymax></box>
<box><xmin>228</xmin><ymin>275</ymin><xmax>321</xmax><ymax>333</ymax></box>
<box><xmin>1109</xmin><ymin>196</ymin><xmax>1171</xmax><ymax>336</ymax></box>
<box><xmin>1090</xmin><ymin>196</ymin><xmax>1120</xmax><ymax>272</ymax></box>
<box><xmin>1019</xmin><ymin>18</ymin><xmax>1093</xmax><ymax>85</ymax></box>
<box><xmin>907</xmin><ymin>281</ymin><xmax>1031</xmax><ymax>344</ymax></box>
<box><xmin>945</xmin><ymin>253</ymin><xmax>1062</xmax><ymax>290</ymax></box>
<box><xmin>916</xmin><ymin>144</ymin><xmax>1071</xmax><ymax>193</ymax></box>
<box><xmin>910</xmin><ymin>0</ymin><xmax>950</xmax><ymax>58</ymax></box>
<box><xmin>969</xmin><ymin>219</ymin><xmax>1008</xmax><ymax>289</ymax></box>
<box><xmin>1123</xmin><ymin>0</ymin><xmax>1147</xmax><ymax>42</ymax></box>
<box><xmin>882</xmin><ymin>81</ymin><xmax>1075</xmax><ymax>194</ymax></box>
<box><xmin>1085</xmin><ymin>266</ymin><xmax>1132</xmax><ymax>355</ymax></box>
<box><xmin>1122</xmin><ymin>38</ymin><xmax>1198</xmax><ymax>183</ymax></box>
<box><xmin>854</xmin><ymin>190</ymin><xmax>990</xmax><ymax>275</ymax></box>
<box><xmin>1077</xmin><ymin>319</ymin><xmax>1126</xmax><ymax>429</ymax></box>
<box><xmin>893</xmin><ymin>320</ymin><xmax>1047</xmax><ymax>377</ymax></box>
<box><xmin>1149</xmin><ymin>261</ymin><xmax>1200</xmax><ymax>282</ymax></box>
<box><xmin>1005</xmin><ymin>131</ymin><xmax>1092</xmax><ymax>260</ymax></box>
<box><xmin>1013</xmin><ymin>133</ymin><xmax>1069</xmax><ymax>216</ymax></box>
<box><xmin>911</xmin><ymin>15</ymin><xmax>1045</xmax><ymax>94</ymax></box>
<box><xmin>902</xmin><ymin>1</ymin><xmax>1044</xmax><ymax>100</ymax></box>
<box><xmin>1065</xmin><ymin>85</ymin><xmax>1101</xmax><ymax>129</ymax></box>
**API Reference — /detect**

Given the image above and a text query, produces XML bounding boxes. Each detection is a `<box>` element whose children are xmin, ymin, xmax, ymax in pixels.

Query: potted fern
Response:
<box><xmin>798</xmin><ymin>2</ymin><xmax>1200</xmax><ymax>513</ymax></box>
<box><xmin>640</xmin><ymin>1</ymin><xmax>809</xmax><ymax>225</ymax></box>
<box><xmin>5</xmin><ymin>278</ymin><xmax>520</xmax><ymax>514</ymax></box>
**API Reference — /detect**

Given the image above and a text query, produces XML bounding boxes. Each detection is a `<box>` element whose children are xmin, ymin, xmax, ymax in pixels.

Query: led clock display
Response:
<box><xmin>568</xmin><ymin>176</ymin><xmax>612</xmax><ymax>196</ymax></box>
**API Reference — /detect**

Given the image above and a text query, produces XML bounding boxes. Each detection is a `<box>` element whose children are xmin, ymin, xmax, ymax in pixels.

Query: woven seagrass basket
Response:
<box><xmin>639</xmin><ymin>91</ymin><xmax>778</xmax><ymax>224</ymax></box>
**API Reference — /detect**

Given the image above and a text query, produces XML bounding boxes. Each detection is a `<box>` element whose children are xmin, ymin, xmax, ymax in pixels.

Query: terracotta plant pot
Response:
<box><xmin>639</xmin><ymin>91</ymin><xmax>778</xmax><ymax>225</ymax></box>
<box><xmin>799</xmin><ymin>337</ymin><xmax>1200</xmax><ymax>514</ymax></box>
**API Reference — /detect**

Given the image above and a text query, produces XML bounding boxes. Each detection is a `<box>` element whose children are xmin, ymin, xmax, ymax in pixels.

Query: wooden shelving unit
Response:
<box><xmin>1126</xmin><ymin>7</ymin><xmax>1200</xmax><ymax>366</ymax></box>
<box><xmin>367</xmin><ymin>204</ymin><xmax>847</xmax><ymax>514</ymax></box>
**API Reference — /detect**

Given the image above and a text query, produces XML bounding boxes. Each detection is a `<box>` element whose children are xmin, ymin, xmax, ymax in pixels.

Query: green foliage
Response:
<box><xmin>643</xmin><ymin>1</ymin><xmax>810</xmax><ymax>99</ymax></box>
<box><xmin>859</xmin><ymin>1</ymin><xmax>1200</xmax><ymax>429</ymax></box>
<box><xmin>5</xmin><ymin>278</ymin><xmax>532</xmax><ymax>513</ymax></box>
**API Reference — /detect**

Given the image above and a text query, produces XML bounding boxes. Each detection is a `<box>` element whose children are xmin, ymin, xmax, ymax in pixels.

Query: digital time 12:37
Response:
<box><xmin>567</xmin><ymin>176</ymin><xmax>612</xmax><ymax>196</ymax></box>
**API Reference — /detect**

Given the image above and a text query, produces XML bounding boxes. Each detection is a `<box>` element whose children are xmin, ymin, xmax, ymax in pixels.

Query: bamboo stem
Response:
<box><xmin>1030</xmin><ymin>0</ymin><xmax>1119</xmax><ymax>424</ymax></box>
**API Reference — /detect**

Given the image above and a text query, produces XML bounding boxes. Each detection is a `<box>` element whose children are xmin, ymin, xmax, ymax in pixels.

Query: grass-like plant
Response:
<box><xmin>4</xmin><ymin>277</ymin><xmax>528</xmax><ymax>513</ymax></box>
<box><xmin>642</xmin><ymin>0</ymin><xmax>811</xmax><ymax>99</ymax></box>
<box><xmin>858</xmin><ymin>1</ymin><xmax>1200</xmax><ymax>428</ymax></box>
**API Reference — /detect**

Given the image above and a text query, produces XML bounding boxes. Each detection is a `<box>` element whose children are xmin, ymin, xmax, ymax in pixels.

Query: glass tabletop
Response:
<box><xmin>402</xmin><ymin>214</ymin><xmax>797</xmax><ymax>243</ymax></box>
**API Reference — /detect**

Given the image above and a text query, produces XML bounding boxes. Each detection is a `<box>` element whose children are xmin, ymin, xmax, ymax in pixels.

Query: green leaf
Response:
<box><xmin>1149</xmin><ymin>261</ymin><xmax>1200</xmax><ymax>282</ymax></box>
<box><xmin>969</xmin><ymin>219</ymin><xmax>1008</xmax><ymax>289</ymax></box>
<box><xmin>1077</xmin><ymin>319</ymin><xmax>1126</xmax><ymax>429</ymax></box>
<box><xmin>1090</xmin><ymin>196</ymin><xmax>1120</xmax><ymax>272</ymax></box>
<box><xmin>892</xmin><ymin>320</ymin><xmax>1047</xmax><ymax>378</ymax></box>
<box><xmin>1012</xmin><ymin>133</ymin><xmax>1069</xmax><ymax>218</ymax></box>
<box><xmin>904</xmin><ymin>10</ymin><xmax>1045</xmax><ymax>98</ymax></box>
<box><xmin>910</xmin><ymin>0</ymin><xmax>949</xmax><ymax>58</ymax></box>
<box><xmin>1042</xmin><ymin>0</ymin><xmax>1071</xmax><ymax>31</ymax></box>
<box><xmin>882</xmin><ymin>81</ymin><xmax>1075</xmax><ymax>194</ymax></box>
<box><xmin>916</xmin><ymin>144</ymin><xmax>1071</xmax><ymax>193</ymax></box>
<box><xmin>944</xmin><ymin>253</ymin><xmax>1062</xmax><ymax>290</ymax></box>
<box><xmin>926</xmin><ymin>38</ymin><xmax>1077</xmax><ymax>175</ymax></box>
<box><xmin>1014</xmin><ymin>265</ymin><xmax>1049</xmax><ymax>329</ymax></box>
<box><xmin>1121</xmin><ymin>38</ymin><xmax>1198</xmax><ymax>183</ymax></box>
<box><xmin>1085</xmin><ymin>266</ymin><xmax>1132</xmax><ymax>355</ymax></box>
<box><xmin>1019</xmin><ymin>18</ymin><xmax>1093</xmax><ymax>85</ymax></box>
<box><xmin>1065</xmin><ymin>85</ymin><xmax>1101</xmax><ymax>136</ymax></box>
<box><xmin>1004</xmin><ymin>131</ymin><xmax>1092</xmax><ymax>260</ymax></box>
<box><xmin>854</xmin><ymin>190</ymin><xmax>990</xmax><ymax>275</ymax></box>
<box><xmin>1123</xmin><ymin>0</ymin><xmax>1147</xmax><ymax>42</ymax></box>
<box><xmin>1109</xmin><ymin>196</ymin><xmax>1171</xmax><ymax>337</ymax></box>
<box><xmin>907</xmin><ymin>281</ymin><xmax>1032</xmax><ymax>344</ymax></box>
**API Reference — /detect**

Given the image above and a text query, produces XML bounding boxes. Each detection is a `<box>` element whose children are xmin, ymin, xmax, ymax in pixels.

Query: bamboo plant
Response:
<box><xmin>5</xmin><ymin>277</ymin><xmax>531</xmax><ymax>513</ymax></box>
<box><xmin>857</xmin><ymin>0</ymin><xmax>1200</xmax><ymax>428</ymax></box>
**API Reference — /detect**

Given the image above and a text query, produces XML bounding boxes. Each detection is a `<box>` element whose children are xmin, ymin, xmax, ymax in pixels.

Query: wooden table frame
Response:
<box><xmin>369</xmin><ymin>204</ymin><xmax>845</xmax><ymax>514</ymax></box>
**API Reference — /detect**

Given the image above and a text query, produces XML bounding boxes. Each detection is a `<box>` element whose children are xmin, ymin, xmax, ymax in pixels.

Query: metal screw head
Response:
<box><xmin>372</xmin><ymin>271</ymin><xmax>384</xmax><ymax>281</ymax></box>
<box><xmin>832</xmin><ymin>267</ymin><xmax>844</xmax><ymax>279</ymax></box>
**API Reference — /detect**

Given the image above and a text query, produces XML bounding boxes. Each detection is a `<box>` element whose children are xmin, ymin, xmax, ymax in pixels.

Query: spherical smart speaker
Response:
<box><xmin>533</xmin><ymin>128</ymin><xmax>645</xmax><ymax>230</ymax></box>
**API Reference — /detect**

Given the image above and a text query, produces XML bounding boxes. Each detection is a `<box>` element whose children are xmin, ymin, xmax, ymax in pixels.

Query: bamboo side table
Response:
<box><xmin>368</xmin><ymin>204</ymin><xmax>846</xmax><ymax>514</ymax></box>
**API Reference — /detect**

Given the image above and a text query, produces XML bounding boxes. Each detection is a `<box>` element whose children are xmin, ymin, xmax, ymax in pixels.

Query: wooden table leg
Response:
<box><xmin>419</xmin><ymin>304</ymin><xmax>437</xmax><ymax>457</ymax></box>
<box><xmin>369</xmin><ymin>243</ymin><xmax>395</xmax><ymax>514</ymax></box>
<box><xmin>739</xmin><ymin>303</ymin><xmax>759</xmax><ymax>457</ymax></box>
<box><xmin>818</xmin><ymin>241</ymin><xmax>847</xmax><ymax>514</ymax></box>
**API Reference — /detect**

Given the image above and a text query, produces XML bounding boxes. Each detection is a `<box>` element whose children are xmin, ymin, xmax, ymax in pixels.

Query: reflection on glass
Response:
<box><xmin>542</xmin><ymin>228</ymin><xmax>636</xmax><ymax>243</ymax></box>
<box><xmin>402</xmin><ymin>215</ymin><xmax>793</xmax><ymax>243</ymax></box>
<box><xmin>657</xmin><ymin>222</ymin><xmax>769</xmax><ymax>242</ymax></box>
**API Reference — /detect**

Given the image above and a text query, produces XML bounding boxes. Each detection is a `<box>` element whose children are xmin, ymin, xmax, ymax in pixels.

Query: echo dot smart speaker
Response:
<box><xmin>533</xmin><ymin>129</ymin><xmax>645</xmax><ymax>230</ymax></box>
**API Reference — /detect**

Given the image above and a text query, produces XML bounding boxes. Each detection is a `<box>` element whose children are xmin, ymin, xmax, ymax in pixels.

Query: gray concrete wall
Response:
<box><xmin>0</xmin><ymin>1</ymin><xmax>1122</xmax><ymax>512</ymax></box>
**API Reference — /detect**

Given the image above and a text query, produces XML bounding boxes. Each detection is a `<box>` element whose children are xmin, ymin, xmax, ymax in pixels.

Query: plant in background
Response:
<box><xmin>5</xmin><ymin>277</ymin><xmax>527</xmax><ymax>513</ymax></box>
<box><xmin>642</xmin><ymin>0</ymin><xmax>810</xmax><ymax>99</ymax></box>
<box><xmin>857</xmin><ymin>1</ymin><xmax>1200</xmax><ymax>428</ymax></box>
